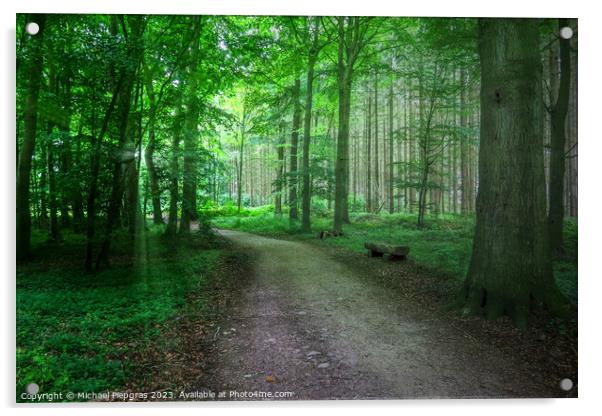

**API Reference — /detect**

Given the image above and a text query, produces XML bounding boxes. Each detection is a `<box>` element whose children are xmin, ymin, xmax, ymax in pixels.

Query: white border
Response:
<box><xmin>2</xmin><ymin>1</ymin><xmax>599</xmax><ymax>415</ymax></box>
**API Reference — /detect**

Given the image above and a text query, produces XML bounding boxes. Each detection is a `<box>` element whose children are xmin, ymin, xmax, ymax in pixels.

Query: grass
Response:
<box><xmin>212</xmin><ymin>205</ymin><xmax>578</xmax><ymax>302</ymax></box>
<box><xmin>16</xmin><ymin>225</ymin><xmax>221</xmax><ymax>401</ymax></box>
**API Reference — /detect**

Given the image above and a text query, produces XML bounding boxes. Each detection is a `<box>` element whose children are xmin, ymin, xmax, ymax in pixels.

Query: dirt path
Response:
<box><xmin>195</xmin><ymin>229</ymin><xmax>559</xmax><ymax>400</ymax></box>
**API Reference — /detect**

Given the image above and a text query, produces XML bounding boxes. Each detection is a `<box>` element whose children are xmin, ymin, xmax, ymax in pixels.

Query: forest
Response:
<box><xmin>16</xmin><ymin>14</ymin><xmax>577</xmax><ymax>400</ymax></box>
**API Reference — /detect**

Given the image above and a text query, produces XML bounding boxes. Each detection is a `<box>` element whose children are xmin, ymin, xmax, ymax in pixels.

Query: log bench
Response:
<box><xmin>364</xmin><ymin>241</ymin><xmax>410</xmax><ymax>261</ymax></box>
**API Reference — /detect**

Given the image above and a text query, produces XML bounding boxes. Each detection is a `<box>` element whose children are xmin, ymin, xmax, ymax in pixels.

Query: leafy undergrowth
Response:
<box><xmin>212</xmin><ymin>207</ymin><xmax>577</xmax><ymax>302</ymax></box>
<box><xmin>16</xmin><ymin>226</ymin><xmax>221</xmax><ymax>402</ymax></box>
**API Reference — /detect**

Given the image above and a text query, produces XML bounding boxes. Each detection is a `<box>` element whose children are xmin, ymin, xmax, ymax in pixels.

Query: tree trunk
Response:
<box><xmin>333</xmin><ymin>62</ymin><xmax>352</xmax><ymax>232</ymax></box>
<box><xmin>366</xmin><ymin>94</ymin><xmax>372</xmax><ymax>212</ymax></box>
<box><xmin>143</xmin><ymin>65</ymin><xmax>164</xmax><ymax>225</ymax></box>
<box><xmin>462</xmin><ymin>18</ymin><xmax>567</xmax><ymax>327</ymax></box>
<box><xmin>179</xmin><ymin>16</ymin><xmax>202</xmax><ymax>234</ymax></box>
<box><xmin>373</xmin><ymin>71</ymin><xmax>380</xmax><ymax>212</ymax></box>
<box><xmin>84</xmin><ymin>75</ymin><xmax>123</xmax><ymax>271</ymax></box>
<box><xmin>96</xmin><ymin>16</ymin><xmax>144</xmax><ymax>268</ymax></box>
<box><xmin>388</xmin><ymin>76</ymin><xmax>394</xmax><ymax>213</ymax></box>
<box><xmin>166</xmin><ymin>99</ymin><xmax>182</xmax><ymax>236</ymax></box>
<box><xmin>17</xmin><ymin>14</ymin><xmax>46</xmax><ymax>260</ymax></box>
<box><xmin>237</xmin><ymin>106</ymin><xmax>245</xmax><ymax>213</ymax></box>
<box><xmin>301</xmin><ymin>42</ymin><xmax>318</xmax><ymax>232</ymax></box>
<box><xmin>289</xmin><ymin>78</ymin><xmax>301</xmax><ymax>221</ymax></box>
<box><xmin>274</xmin><ymin>122</ymin><xmax>285</xmax><ymax>215</ymax></box>
<box><xmin>548</xmin><ymin>18</ymin><xmax>571</xmax><ymax>254</ymax></box>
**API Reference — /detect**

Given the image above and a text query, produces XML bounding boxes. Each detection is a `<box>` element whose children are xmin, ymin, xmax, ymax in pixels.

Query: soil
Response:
<box><xmin>174</xmin><ymin>229</ymin><xmax>577</xmax><ymax>400</ymax></box>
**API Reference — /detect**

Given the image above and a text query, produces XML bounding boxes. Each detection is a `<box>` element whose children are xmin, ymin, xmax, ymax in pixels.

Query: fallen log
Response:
<box><xmin>364</xmin><ymin>241</ymin><xmax>409</xmax><ymax>260</ymax></box>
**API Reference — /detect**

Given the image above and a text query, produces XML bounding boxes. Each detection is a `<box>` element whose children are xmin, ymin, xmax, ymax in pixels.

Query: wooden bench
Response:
<box><xmin>364</xmin><ymin>241</ymin><xmax>410</xmax><ymax>261</ymax></box>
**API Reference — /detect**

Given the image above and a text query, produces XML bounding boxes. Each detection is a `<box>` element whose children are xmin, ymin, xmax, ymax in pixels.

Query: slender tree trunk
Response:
<box><xmin>143</xmin><ymin>65</ymin><xmax>164</xmax><ymax>225</ymax></box>
<box><xmin>84</xmin><ymin>75</ymin><xmax>123</xmax><ymax>270</ymax></box>
<box><xmin>39</xmin><ymin>144</ymin><xmax>48</xmax><ymax>224</ymax></box>
<box><xmin>71</xmin><ymin>133</ymin><xmax>84</xmax><ymax>230</ymax></box>
<box><xmin>463</xmin><ymin>18</ymin><xmax>567</xmax><ymax>327</ymax></box>
<box><xmin>46</xmin><ymin>123</ymin><xmax>60</xmax><ymax>242</ymax></box>
<box><xmin>166</xmin><ymin>99</ymin><xmax>183</xmax><ymax>236</ymax></box>
<box><xmin>274</xmin><ymin>122</ymin><xmax>285</xmax><ymax>215</ymax></box>
<box><xmin>373</xmin><ymin>71</ymin><xmax>380</xmax><ymax>212</ymax></box>
<box><xmin>17</xmin><ymin>14</ymin><xmax>46</xmax><ymax>260</ymax></box>
<box><xmin>548</xmin><ymin>18</ymin><xmax>571</xmax><ymax>254</ymax></box>
<box><xmin>237</xmin><ymin>106</ymin><xmax>245</xmax><ymax>213</ymax></box>
<box><xmin>179</xmin><ymin>16</ymin><xmax>202</xmax><ymax>234</ymax></box>
<box><xmin>388</xmin><ymin>76</ymin><xmax>394</xmax><ymax>213</ymax></box>
<box><xmin>301</xmin><ymin>43</ymin><xmax>318</xmax><ymax>232</ymax></box>
<box><xmin>289</xmin><ymin>78</ymin><xmax>301</xmax><ymax>221</ymax></box>
<box><xmin>366</xmin><ymin>95</ymin><xmax>372</xmax><ymax>212</ymax></box>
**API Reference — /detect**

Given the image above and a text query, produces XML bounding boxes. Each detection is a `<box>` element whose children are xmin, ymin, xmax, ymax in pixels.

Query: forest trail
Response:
<box><xmin>198</xmin><ymin>229</ymin><xmax>555</xmax><ymax>400</ymax></box>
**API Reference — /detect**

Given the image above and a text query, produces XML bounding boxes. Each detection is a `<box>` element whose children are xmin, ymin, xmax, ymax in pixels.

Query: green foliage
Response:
<box><xmin>16</xmin><ymin>229</ymin><xmax>221</xmax><ymax>401</ymax></box>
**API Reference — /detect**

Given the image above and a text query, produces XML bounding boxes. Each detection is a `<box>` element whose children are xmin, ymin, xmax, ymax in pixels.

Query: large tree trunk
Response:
<box><xmin>17</xmin><ymin>14</ymin><xmax>46</xmax><ymax>260</ymax></box>
<box><xmin>548</xmin><ymin>18</ymin><xmax>572</xmax><ymax>255</ymax></box>
<box><xmin>289</xmin><ymin>78</ymin><xmax>301</xmax><ymax>221</ymax></box>
<box><xmin>179</xmin><ymin>17</ymin><xmax>202</xmax><ymax>235</ymax></box>
<box><xmin>462</xmin><ymin>18</ymin><xmax>567</xmax><ymax>327</ymax></box>
<box><xmin>334</xmin><ymin>73</ymin><xmax>352</xmax><ymax>232</ymax></box>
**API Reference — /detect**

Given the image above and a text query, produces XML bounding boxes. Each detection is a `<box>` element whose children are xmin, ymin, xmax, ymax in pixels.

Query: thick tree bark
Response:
<box><xmin>548</xmin><ymin>18</ymin><xmax>572</xmax><ymax>254</ymax></box>
<box><xmin>333</xmin><ymin>70</ymin><xmax>352</xmax><ymax>232</ymax></box>
<box><xmin>463</xmin><ymin>18</ymin><xmax>567</xmax><ymax>327</ymax></box>
<box><xmin>17</xmin><ymin>14</ymin><xmax>46</xmax><ymax>260</ymax></box>
<box><xmin>289</xmin><ymin>78</ymin><xmax>301</xmax><ymax>221</ymax></box>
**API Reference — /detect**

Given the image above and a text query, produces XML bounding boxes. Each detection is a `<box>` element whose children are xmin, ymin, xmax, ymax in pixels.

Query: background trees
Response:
<box><xmin>16</xmin><ymin>14</ymin><xmax>578</xmax><ymax>323</ymax></box>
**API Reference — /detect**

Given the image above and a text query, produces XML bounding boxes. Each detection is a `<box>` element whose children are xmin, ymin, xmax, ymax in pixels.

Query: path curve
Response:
<box><xmin>199</xmin><ymin>229</ymin><xmax>555</xmax><ymax>400</ymax></box>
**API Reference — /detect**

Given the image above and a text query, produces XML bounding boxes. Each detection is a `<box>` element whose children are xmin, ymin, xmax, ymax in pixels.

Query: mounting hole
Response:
<box><xmin>25</xmin><ymin>22</ymin><xmax>40</xmax><ymax>36</ymax></box>
<box><xmin>559</xmin><ymin>26</ymin><xmax>573</xmax><ymax>40</ymax></box>
<box><xmin>26</xmin><ymin>383</ymin><xmax>39</xmax><ymax>395</ymax></box>
<box><xmin>559</xmin><ymin>378</ymin><xmax>573</xmax><ymax>391</ymax></box>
